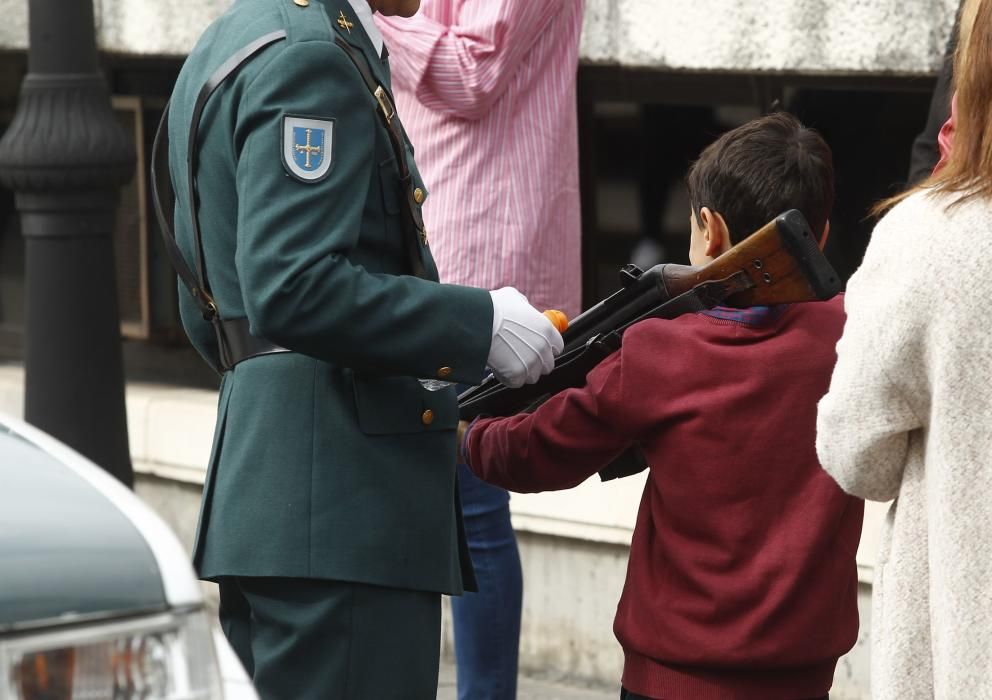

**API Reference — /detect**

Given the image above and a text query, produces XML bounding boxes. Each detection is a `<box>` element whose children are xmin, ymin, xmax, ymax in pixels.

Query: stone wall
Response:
<box><xmin>581</xmin><ymin>0</ymin><xmax>958</xmax><ymax>72</ymax></box>
<box><xmin>0</xmin><ymin>0</ymin><xmax>958</xmax><ymax>73</ymax></box>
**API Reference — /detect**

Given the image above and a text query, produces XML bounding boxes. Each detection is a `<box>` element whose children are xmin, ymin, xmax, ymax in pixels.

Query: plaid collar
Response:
<box><xmin>700</xmin><ymin>305</ymin><xmax>788</xmax><ymax>327</ymax></box>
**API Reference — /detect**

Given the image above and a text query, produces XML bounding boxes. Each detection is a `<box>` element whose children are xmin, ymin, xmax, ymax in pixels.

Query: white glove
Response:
<box><xmin>487</xmin><ymin>287</ymin><xmax>564</xmax><ymax>389</ymax></box>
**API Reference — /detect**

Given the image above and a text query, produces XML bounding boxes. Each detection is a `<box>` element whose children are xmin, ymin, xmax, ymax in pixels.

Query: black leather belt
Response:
<box><xmin>215</xmin><ymin>317</ymin><xmax>289</xmax><ymax>372</ymax></box>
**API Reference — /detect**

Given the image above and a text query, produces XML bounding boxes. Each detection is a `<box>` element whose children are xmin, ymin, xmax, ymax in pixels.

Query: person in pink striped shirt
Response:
<box><xmin>376</xmin><ymin>1</ymin><xmax>583</xmax><ymax>319</ymax></box>
<box><xmin>377</xmin><ymin>3</ymin><xmax>584</xmax><ymax>698</ymax></box>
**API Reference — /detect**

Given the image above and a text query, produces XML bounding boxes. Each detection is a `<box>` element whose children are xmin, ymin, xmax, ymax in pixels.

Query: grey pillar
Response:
<box><xmin>0</xmin><ymin>0</ymin><xmax>134</xmax><ymax>485</ymax></box>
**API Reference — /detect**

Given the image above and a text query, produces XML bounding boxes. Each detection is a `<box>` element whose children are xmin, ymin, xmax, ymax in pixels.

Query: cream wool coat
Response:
<box><xmin>817</xmin><ymin>190</ymin><xmax>992</xmax><ymax>699</ymax></box>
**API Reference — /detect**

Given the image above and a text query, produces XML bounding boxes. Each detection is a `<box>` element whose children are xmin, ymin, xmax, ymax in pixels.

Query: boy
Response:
<box><xmin>459</xmin><ymin>112</ymin><xmax>864</xmax><ymax>700</ymax></box>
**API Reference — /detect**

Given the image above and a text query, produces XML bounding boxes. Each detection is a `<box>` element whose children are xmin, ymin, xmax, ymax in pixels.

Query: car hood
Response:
<box><xmin>0</xmin><ymin>425</ymin><xmax>168</xmax><ymax>631</ymax></box>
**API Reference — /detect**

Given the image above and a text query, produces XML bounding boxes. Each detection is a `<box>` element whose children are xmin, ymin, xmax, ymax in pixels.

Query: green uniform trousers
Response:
<box><xmin>219</xmin><ymin>577</ymin><xmax>441</xmax><ymax>700</ymax></box>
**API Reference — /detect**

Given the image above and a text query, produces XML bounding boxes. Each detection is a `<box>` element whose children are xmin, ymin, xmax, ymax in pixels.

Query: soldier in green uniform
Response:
<box><xmin>160</xmin><ymin>0</ymin><xmax>564</xmax><ymax>697</ymax></box>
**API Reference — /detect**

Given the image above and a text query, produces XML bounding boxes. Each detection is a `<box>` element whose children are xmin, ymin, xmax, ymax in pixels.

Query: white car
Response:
<box><xmin>0</xmin><ymin>414</ymin><xmax>257</xmax><ymax>700</ymax></box>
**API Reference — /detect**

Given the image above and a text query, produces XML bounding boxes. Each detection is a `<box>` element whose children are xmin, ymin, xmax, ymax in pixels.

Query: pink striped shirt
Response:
<box><xmin>376</xmin><ymin>0</ymin><xmax>584</xmax><ymax>318</ymax></box>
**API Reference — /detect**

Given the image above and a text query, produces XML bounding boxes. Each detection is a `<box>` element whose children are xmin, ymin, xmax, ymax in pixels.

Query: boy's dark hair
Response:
<box><xmin>686</xmin><ymin>112</ymin><xmax>834</xmax><ymax>245</ymax></box>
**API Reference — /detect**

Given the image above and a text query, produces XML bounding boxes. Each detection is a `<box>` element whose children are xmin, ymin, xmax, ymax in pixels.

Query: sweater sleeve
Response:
<box><xmin>376</xmin><ymin>0</ymin><xmax>564</xmax><ymax>120</ymax></box>
<box><xmin>464</xmin><ymin>328</ymin><xmax>658</xmax><ymax>493</ymax></box>
<box><xmin>816</xmin><ymin>209</ymin><xmax>926</xmax><ymax>502</ymax></box>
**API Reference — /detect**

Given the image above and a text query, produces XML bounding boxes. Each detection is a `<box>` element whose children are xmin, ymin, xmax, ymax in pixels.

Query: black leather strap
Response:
<box><xmin>151</xmin><ymin>101</ymin><xmax>214</xmax><ymax>319</ymax></box>
<box><xmin>151</xmin><ymin>30</ymin><xmax>287</xmax><ymax>323</ymax></box>
<box><xmin>333</xmin><ymin>36</ymin><xmax>429</xmax><ymax>279</ymax></box>
<box><xmin>186</xmin><ymin>30</ymin><xmax>289</xmax><ymax>316</ymax></box>
<box><xmin>150</xmin><ymin>30</ymin><xmax>288</xmax><ymax>372</ymax></box>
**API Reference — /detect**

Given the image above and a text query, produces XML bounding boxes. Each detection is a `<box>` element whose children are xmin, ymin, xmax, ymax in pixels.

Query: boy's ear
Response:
<box><xmin>699</xmin><ymin>207</ymin><xmax>731</xmax><ymax>257</ymax></box>
<box><xmin>819</xmin><ymin>220</ymin><xmax>831</xmax><ymax>251</ymax></box>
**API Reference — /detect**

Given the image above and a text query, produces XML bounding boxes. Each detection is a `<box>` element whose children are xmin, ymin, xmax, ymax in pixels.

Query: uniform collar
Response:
<box><xmin>326</xmin><ymin>0</ymin><xmax>392</xmax><ymax>92</ymax></box>
<box><xmin>346</xmin><ymin>0</ymin><xmax>384</xmax><ymax>57</ymax></box>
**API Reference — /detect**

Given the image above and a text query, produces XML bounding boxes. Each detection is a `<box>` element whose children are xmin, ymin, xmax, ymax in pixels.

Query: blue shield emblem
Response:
<box><xmin>282</xmin><ymin>116</ymin><xmax>334</xmax><ymax>182</ymax></box>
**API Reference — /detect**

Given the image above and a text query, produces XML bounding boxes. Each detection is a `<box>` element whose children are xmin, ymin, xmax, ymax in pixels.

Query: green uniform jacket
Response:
<box><xmin>167</xmin><ymin>0</ymin><xmax>493</xmax><ymax>594</ymax></box>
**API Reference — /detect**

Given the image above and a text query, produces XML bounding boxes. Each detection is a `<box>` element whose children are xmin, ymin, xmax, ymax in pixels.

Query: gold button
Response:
<box><xmin>422</xmin><ymin>409</ymin><xmax>434</xmax><ymax>426</ymax></box>
<box><xmin>293</xmin><ymin>0</ymin><xmax>309</xmax><ymax>6</ymax></box>
<box><xmin>414</xmin><ymin>188</ymin><xmax>425</xmax><ymax>204</ymax></box>
<box><xmin>437</xmin><ymin>367</ymin><xmax>453</xmax><ymax>379</ymax></box>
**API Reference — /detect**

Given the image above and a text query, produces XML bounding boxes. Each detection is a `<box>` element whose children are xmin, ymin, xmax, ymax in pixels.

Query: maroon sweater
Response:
<box><xmin>464</xmin><ymin>298</ymin><xmax>863</xmax><ymax>700</ymax></box>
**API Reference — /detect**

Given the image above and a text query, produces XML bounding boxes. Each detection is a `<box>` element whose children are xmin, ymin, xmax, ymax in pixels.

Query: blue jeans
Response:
<box><xmin>453</xmin><ymin>461</ymin><xmax>522</xmax><ymax>700</ymax></box>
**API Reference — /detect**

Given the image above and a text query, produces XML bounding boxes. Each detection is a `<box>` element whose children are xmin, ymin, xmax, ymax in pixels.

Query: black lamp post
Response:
<box><xmin>0</xmin><ymin>0</ymin><xmax>134</xmax><ymax>485</ymax></box>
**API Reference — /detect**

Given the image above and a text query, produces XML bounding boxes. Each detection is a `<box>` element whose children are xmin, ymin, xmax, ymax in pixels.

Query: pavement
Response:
<box><xmin>437</xmin><ymin>660</ymin><xmax>617</xmax><ymax>700</ymax></box>
<box><xmin>216</xmin><ymin>622</ymin><xmax>618</xmax><ymax>699</ymax></box>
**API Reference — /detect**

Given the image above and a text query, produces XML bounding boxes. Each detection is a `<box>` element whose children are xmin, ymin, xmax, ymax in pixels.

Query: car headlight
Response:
<box><xmin>1</xmin><ymin>608</ymin><xmax>223</xmax><ymax>700</ymax></box>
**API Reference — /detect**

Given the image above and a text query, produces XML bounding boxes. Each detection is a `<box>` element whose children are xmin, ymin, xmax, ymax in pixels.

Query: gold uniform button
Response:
<box><xmin>293</xmin><ymin>0</ymin><xmax>309</xmax><ymax>6</ymax></box>
<box><xmin>422</xmin><ymin>410</ymin><xmax>434</xmax><ymax>426</ymax></box>
<box><xmin>437</xmin><ymin>367</ymin><xmax>453</xmax><ymax>379</ymax></box>
<box><xmin>414</xmin><ymin>188</ymin><xmax>425</xmax><ymax>204</ymax></box>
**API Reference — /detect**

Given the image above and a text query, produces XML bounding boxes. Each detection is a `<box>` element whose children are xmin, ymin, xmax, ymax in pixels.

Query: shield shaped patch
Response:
<box><xmin>283</xmin><ymin>116</ymin><xmax>334</xmax><ymax>182</ymax></box>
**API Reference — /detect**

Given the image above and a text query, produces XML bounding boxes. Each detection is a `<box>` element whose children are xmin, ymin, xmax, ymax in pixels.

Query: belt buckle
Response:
<box><xmin>374</xmin><ymin>85</ymin><xmax>395</xmax><ymax>124</ymax></box>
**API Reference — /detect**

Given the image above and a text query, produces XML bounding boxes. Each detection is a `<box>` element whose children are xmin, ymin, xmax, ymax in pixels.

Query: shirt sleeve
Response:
<box><xmin>816</xmin><ymin>212</ymin><xmax>926</xmax><ymax>502</ymax></box>
<box><xmin>376</xmin><ymin>0</ymin><xmax>565</xmax><ymax>120</ymax></box>
<box><xmin>464</xmin><ymin>329</ymin><xmax>659</xmax><ymax>493</ymax></box>
<box><xmin>233</xmin><ymin>40</ymin><xmax>492</xmax><ymax>382</ymax></box>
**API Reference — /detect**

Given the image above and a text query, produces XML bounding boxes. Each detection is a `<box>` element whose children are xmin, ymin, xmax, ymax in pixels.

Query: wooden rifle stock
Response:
<box><xmin>676</xmin><ymin>209</ymin><xmax>839</xmax><ymax>306</ymax></box>
<box><xmin>458</xmin><ymin>210</ymin><xmax>841</xmax><ymax>455</ymax></box>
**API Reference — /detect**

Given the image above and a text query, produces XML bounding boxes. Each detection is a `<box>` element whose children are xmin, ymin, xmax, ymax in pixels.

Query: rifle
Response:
<box><xmin>458</xmin><ymin>210</ymin><xmax>842</xmax><ymax>480</ymax></box>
